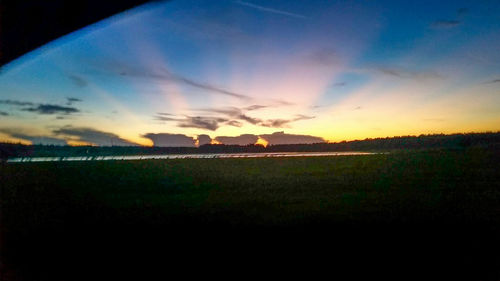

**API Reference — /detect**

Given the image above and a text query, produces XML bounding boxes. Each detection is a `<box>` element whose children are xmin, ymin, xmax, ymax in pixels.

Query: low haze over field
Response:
<box><xmin>1</xmin><ymin>0</ymin><xmax>500</xmax><ymax>146</ymax></box>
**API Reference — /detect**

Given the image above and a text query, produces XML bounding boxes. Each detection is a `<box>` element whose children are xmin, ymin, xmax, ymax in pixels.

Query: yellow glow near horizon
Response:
<box><xmin>255</xmin><ymin>137</ymin><xmax>269</xmax><ymax>147</ymax></box>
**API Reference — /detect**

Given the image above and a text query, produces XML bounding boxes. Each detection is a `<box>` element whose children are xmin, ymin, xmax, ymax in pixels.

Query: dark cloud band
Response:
<box><xmin>23</xmin><ymin>104</ymin><xmax>80</xmax><ymax>115</ymax></box>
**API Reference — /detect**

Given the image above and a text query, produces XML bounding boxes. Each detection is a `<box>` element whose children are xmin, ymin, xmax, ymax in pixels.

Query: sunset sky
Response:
<box><xmin>1</xmin><ymin>0</ymin><xmax>499</xmax><ymax>146</ymax></box>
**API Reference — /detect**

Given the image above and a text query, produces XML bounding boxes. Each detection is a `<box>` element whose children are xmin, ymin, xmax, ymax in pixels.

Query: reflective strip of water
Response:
<box><xmin>7</xmin><ymin>151</ymin><xmax>378</xmax><ymax>163</ymax></box>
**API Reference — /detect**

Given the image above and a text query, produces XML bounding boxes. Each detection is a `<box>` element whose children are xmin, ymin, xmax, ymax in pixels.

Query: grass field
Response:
<box><xmin>2</xmin><ymin>148</ymin><xmax>500</xmax><ymax>280</ymax></box>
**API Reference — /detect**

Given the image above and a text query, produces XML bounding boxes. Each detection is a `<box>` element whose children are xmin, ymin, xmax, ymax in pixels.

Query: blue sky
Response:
<box><xmin>1</xmin><ymin>0</ymin><xmax>499</xmax><ymax>146</ymax></box>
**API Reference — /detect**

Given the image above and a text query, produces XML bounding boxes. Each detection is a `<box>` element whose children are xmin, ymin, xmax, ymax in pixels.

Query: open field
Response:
<box><xmin>2</xmin><ymin>148</ymin><xmax>500</xmax><ymax>280</ymax></box>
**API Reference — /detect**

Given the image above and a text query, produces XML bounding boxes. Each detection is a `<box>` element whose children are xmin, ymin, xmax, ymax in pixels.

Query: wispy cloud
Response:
<box><xmin>156</xmin><ymin>112</ymin><xmax>176</xmax><ymax>116</ymax></box>
<box><xmin>195</xmin><ymin>106</ymin><xmax>263</xmax><ymax>125</ymax></box>
<box><xmin>66</xmin><ymin>97</ymin><xmax>83</xmax><ymax>105</ymax></box>
<box><xmin>483</xmin><ymin>78</ymin><xmax>500</xmax><ymax>84</ymax></box>
<box><xmin>68</xmin><ymin>74</ymin><xmax>88</xmax><ymax>87</ymax></box>
<box><xmin>96</xmin><ymin>60</ymin><xmax>251</xmax><ymax>100</ymax></box>
<box><xmin>260</xmin><ymin>114</ymin><xmax>315</xmax><ymax>128</ymax></box>
<box><xmin>431</xmin><ymin>8</ymin><xmax>468</xmax><ymax>29</ymax></box>
<box><xmin>1</xmin><ymin>99</ymin><xmax>81</xmax><ymax>116</ymax></box>
<box><xmin>271</xmin><ymin>99</ymin><xmax>295</xmax><ymax>106</ymax></box>
<box><xmin>431</xmin><ymin>20</ymin><xmax>461</xmax><ymax>29</ymax></box>
<box><xmin>155</xmin><ymin>109</ymin><xmax>314</xmax><ymax>130</ymax></box>
<box><xmin>374</xmin><ymin>67</ymin><xmax>444</xmax><ymax>81</ymax></box>
<box><xmin>190</xmin><ymin>107</ymin><xmax>314</xmax><ymax>129</ymax></box>
<box><xmin>163</xmin><ymin>70</ymin><xmax>250</xmax><ymax>100</ymax></box>
<box><xmin>234</xmin><ymin>1</ymin><xmax>306</xmax><ymax>19</ymax></box>
<box><xmin>153</xmin><ymin>115</ymin><xmax>181</xmax><ymax>122</ymax></box>
<box><xmin>154</xmin><ymin>113</ymin><xmax>231</xmax><ymax>131</ymax></box>
<box><xmin>0</xmin><ymin>99</ymin><xmax>35</xmax><ymax>106</ymax></box>
<box><xmin>53</xmin><ymin>127</ymin><xmax>137</xmax><ymax>146</ymax></box>
<box><xmin>177</xmin><ymin>116</ymin><xmax>228</xmax><ymax>131</ymax></box>
<box><xmin>14</xmin><ymin>134</ymin><xmax>67</xmax><ymax>145</ymax></box>
<box><xmin>0</xmin><ymin>128</ymin><xmax>67</xmax><ymax>145</ymax></box>
<box><xmin>226</xmin><ymin>120</ymin><xmax>244</xmax><ymax>127</ymax></box>
<box><xmin>23</xmin><ymin>104</ymin><xmax>80</xmax><ymax>115</ymax></box>
<box><xmin>244</xmin><ymin>104</ymin><xmax>268</xmax><ymax>111</ymax></box>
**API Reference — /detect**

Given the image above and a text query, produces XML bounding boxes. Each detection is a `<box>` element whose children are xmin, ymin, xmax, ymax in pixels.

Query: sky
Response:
<box><xmin>1</xmin><ymin>0</ymin><xmax>499</xmax><ymax>146</ymax></box>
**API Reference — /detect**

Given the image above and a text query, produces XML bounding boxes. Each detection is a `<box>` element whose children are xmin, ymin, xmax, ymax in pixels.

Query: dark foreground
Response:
<box><xmin>2</xmin><ymin>148</ymin><xmax>500</xmax><ymax>280</ymax></box>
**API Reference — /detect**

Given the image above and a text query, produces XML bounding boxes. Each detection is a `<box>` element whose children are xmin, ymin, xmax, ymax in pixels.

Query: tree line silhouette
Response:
<box><xmin>2</xmin><ymin>132</ymin><xmax>500</xmax><ymax>159</ymax></box>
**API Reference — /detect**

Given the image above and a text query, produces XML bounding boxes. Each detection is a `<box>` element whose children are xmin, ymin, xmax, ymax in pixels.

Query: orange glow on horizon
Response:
<box><xmin>66</xmin><ymin>140</ymin><xmax>96</xmax><ymax>146</ymax></box>
<box><xmin>255</xmin><ymin>137</ymin><xmax>268</xmax><ymax>147</ymax></box>
<box><xmin>210</xmin><ymin>139</ymin><xmax>222</xmax><ymax>145</ymax></box>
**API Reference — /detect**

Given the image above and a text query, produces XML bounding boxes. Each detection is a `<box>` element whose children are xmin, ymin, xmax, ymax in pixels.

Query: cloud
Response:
<box><xmin>0</xmin><ymin>111</ymin><xmax>9</xmax><ymax>116</ymax></box>
<box><xmin>354</xmin><ymin>106</ymin><xmax>362</xmax><ymax>110</ymax></box>
<box><xmin>197</xmin><ymin>134</ymin><xmax>212</xmax><ymax>146</ymax></box>
<box><xmin>0</xmin><ymin>99</ymin><xmax>35</xmax><ymax>106</ymax></box>
<box><xmin>154</xmin><ymin>113</ymin><xmax>229</xmax><ymax>131</ymax></box>
<box><xmin>294</xmin><ymin>114</ymin><xmax>315</xmax><ymax>120</ymax></box>
<box><xmin>143</xmin><ymin>131</ymin><xmax>321</xmax><ymax>147</ymax></box>
<box><xmin>142</xmin><ymin>133</ymin><xmax>196</xmax><ymax>147</ymax></box>
<box><xmin>332</xmin><ymin>82</ymin><xmax>346</xmax><ymax>87</ymax></box>
<box><xmin>53</xmin><ymin>127</ymin><xmax>137</xmax><ymax>146</ymax></box>
<box><xmin>1</xmin><ymin>99</ymin><xmax>81</xmax><ymax>116</ymax></box>
<box><xmin>260</xmin><ymin>114</ymin><xmax>315</xmax><ymax>128</ymax></box>
<box><xmin>163</xmin><ymin>71</ymin><xmax>250</xmax><ymax>100</ymax></box>
<box><xmin>66</xmin><ymin>97</ymin><xmax>83</xmax><ymax>105</ymax></box>
<box><xmin>378</xmin><ymin>68</ymin><xmax>404</xmax><ymax>77</ymax></box>
<box><xmin>191</xmin><ymin>107</ymin><xmax>313</xmax><ymax>129</ymax></box>
<box><xmin>154</xmin><ymin>115</ymin><xmax>183</xmax><ymax>122</ymax></box>
<box><xmin>271</xmin><ymin>99</ymin><xmax>295</xmax><ymax>106</ymax></box>
<box><xmin>234</xmin><ymin>1</ymin><xmax>306</xmax><ymax>19</ymax></box>
<box><xmin>194</xmin><ymin>107</ymin><xmax>241</xmax><ymax>116</ymax></box>
<box><xmin>0</xmin><ymin>128</ymin><xmax>67</xmax><ymax>145</ymax></box>
<box><xmin>215</xmin><ymin>134</ymin><xmax>258</xmax><ymax>145</ymax></box>
<box><xmin>14</xmin><ymin>135</ymin><xmax>68</xmax><ymax>145</ymax></box>
<box><xmin>157</xmin><ymin>106</ymin><xmax>313</xmax><ymax>131</ymax></box>
<box><xmin>100</xmin><ymin>60</ymin><xmax>250</xmax><ymax>100</ymax></box>
<box><xmin>193</xmin><ymin>106</ymin><xmax>261</xmax><ymax>125</ymax></box>
<box><xmin>244</xmin><ymin>105</ymin><xmax>268</xmax><ymax>111</ymax></box>
<box><xmin>483</xmin><ymin>79</ymin><xmax>500</xmax><ymax>84</ymax></box>
<box><xmin>431</xmin><ymin>20</ymin><xmax>461</xmax><ymax>29</ymax></box>
<box><xmin>259</xmin><ymin>131</ymin><xmax>325</xmax><ymax>145</ymax></box>
<box><xmin>237</xmin><ymin>113</ymin><xmax>262</xmax><ymax>125</ymax></box>
<box><xmin>23</xmin><ymin>104</ymin><xmax>80</xmax><ymax>115</ymax></box>
<box><xmin>431</xmin><ymin>8</ymin><xmax>467</xmax><ymax>29</ymax></box>
<box><xmin>226</xmin><ymin>120</ymin><xmax>243</xmax><ymax>127</ymax></box>
<box><xmin>259</xmin><ymin>119</ymin><xmax>290</xmax><ymax>128</ymax></box>
<box><xmin>178</xmin><ymin>116</ymin><xmax>228</xmax><ymax>131</ymax></box>
<box><xmin>375</xmin><ymin>67</ymin><xmax>443</xmax><ymax>81</ymax></box>
<box><xmin>68</xmin><ymin>74</ymin><xmax>88</xmax><ymax>87</ymax></box>
<box><xmin>157</xmin><ymin>112</ymin><xmax>176</xmax><ymax>116</ymax></box>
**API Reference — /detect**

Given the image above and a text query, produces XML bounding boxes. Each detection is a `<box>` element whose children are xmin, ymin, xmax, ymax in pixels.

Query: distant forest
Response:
<box><xmin>2</xmin><ymin>132</ymin><xmax>500</xmax><ymax>159</ymax></box>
